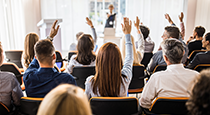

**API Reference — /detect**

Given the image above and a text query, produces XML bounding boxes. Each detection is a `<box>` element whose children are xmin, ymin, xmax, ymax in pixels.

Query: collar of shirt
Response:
<box><xmin>37</xmin><ymin>68</ymin><xmax>57</xmax><ymax>73</ymax></box>
<box><xmin>166</xmin><ymin>63</ymin><xmax>184</xmax><ymax>70</ymax></box>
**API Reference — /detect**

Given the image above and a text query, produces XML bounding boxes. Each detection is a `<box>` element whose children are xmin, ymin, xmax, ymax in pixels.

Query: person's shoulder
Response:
<box><xmin>0</xmin><ymin>71</ymin><xmax>16</xmax><ymax>80</ymax></box>
<box><xmin>59</xmin><ymin>72</ymin><xmax>74</xmax><ymax>79</ymax></box>
<box><xmin>85</xmin><ymin>75</ymin><xmax>94</xmax><ymax>84</ymax></box>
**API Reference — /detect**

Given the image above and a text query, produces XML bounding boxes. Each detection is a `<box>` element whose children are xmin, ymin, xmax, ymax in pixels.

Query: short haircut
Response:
<box><xmin>164</xmin><ymin>26</ymin><xmax>180</xmax><ymax>39</ymax></box>
<box><xmin>194</xmin><ymin>26</ymin><xmax>205</xmax><ymax>37</ymax></box>
<box><xmin>34</xmin><ymin>39</ymin><xmax>55</xmax><ymax>64</ymax></box>
<box><xmin>140</xmin><ymin>25</ymin><xmax>150</xmax><ymax>40</ymax></box>
<box><xmin>109</xmin><ymin>4</ymin><xmax>114</xmax><ymax>8</ymax></box>
<box><xmin>161</xmin><ymin>38</ymin><xmax>184</xmax><ymax>64</ymax></box>
<box><xmin>205</xmin><ymin>32</ymin><xmax>210</xmax><ymax>42</ymax></box>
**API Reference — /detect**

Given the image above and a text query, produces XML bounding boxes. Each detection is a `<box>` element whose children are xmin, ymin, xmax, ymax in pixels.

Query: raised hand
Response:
<box><xmin>86</xmin><ymin>17</ymin><xmax>94</xmax><ymax>28</ymax></box>
<box><xmin>134</xmin><ymin>16</ymin><xmax>140</xmax><ymax>29</ymax></box>
<box><xmin>165</xmin><ymin>13</ymin><xmax>173</xmax><ymax>25</ymax></box>
<box><xmin>49</xmin><ymin>20</ymin><xmax>60</xmax><ymax>38</ymax></box>
<box><xmin>178</xmin><ymin>12</ymin><xmax>184</xmax><ymax>22</ymax></box>
<box><xmin>121</xmin><ymin>17</ymin><xmax>132</xmax><ymax>34</ymax></box>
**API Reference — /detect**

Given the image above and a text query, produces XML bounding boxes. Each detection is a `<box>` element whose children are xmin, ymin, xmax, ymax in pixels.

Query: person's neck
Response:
<box><xmin>206</xmin><ymin>46</ymin><xmax>210</xmax><ymax>51</ymax></box>
<box><xmin>110</xmin><ymin>11</ymin><xmax>112</xmax><ymax>14</ymax></box>
<box><xmin>40</xmin><ymin>63</ymin><xmax>54</xmax><ymax>68</ymax></box>
<box><xmin>195</xmin><ymin>36</ymin><xmax>203</xmax><ymax>40</ymax></box>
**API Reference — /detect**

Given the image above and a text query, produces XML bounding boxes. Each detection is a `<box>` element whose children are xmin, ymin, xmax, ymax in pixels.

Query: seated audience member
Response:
<box><xmin>187</xmin><ymin>32</ymin><xmax>210</xmax><ymax>69</ymax></box>
<box><xmin>140</xmin><ymin>25</ymin><xmax>154</xmax><ymax>53</ymax></box>
<box><xmin>66</xmin><ymin>34</ymin><xmax>96</xmax><ymax>74</ymax></box>
<box><xmin>22</xmin><ymin>33</ymin><xmax>39</xmax><ymax>70</ymax></box>
<box><xmin>147</xmin><ymin>26</ymin><xmax>188</xmax><ymax>72</ymax></box>
<box><xmin>23</xmin><ymin>34</ymin><xmax>76</xmax><ymax>97</ymax></box>
<box><xmin>22</xmin><ymin>20</ymin><xmax>59</xmax><ymax>70</ymax></box>
<box><xmin>69</xmin><ymin>17</ymin><xmax>97</xmax><ymax>51</ymax></box>
<box><xmin>186</xmin><ymin>70</ymin><xmax>210</xmax><ymax>115</ymax></box>
<box><xmin>121</xmin><ymin>16</ymin><xmax>144</xmax><ymax>65</ymax></box>
<box><xmin>140</xmin><ymin>38</ymin><xmax>199</xmax><ymax>109</ymax></box>
<box><xmin>37</xmin><ymin>84</ymin><xmax>91</xmax><ymax>115</ymax></box>
<box><xmin>85</xmin><ymin>17</ymin><xmax>133</xmax><ymax>99</ymax></box>
<box><xmin>0</xmin><ymin>42</ymin><xmax>23</xmax><ymax>109</ymax></box>
<box><xmin>186</xmin><ymin>26</ymin><xmax>206</xmax><ymax>56</ymax></box>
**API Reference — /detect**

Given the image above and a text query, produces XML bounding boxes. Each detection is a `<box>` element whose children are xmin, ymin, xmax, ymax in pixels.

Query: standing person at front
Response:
<box><xmin>85</xmin><ymin>17</ymin><xmax>133</xmax><ymax>98</ymax></box>
<box><xmin>105</xmin><ymin>4</ymin><xmax>117</xmax><ymax>28</ymax></box>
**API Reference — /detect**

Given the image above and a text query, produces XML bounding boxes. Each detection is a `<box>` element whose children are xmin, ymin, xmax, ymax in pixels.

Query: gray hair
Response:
<box><xmin>161</xmin><ymin>38</ymin><xmax>184</xmax><ymax>64</ymax></box>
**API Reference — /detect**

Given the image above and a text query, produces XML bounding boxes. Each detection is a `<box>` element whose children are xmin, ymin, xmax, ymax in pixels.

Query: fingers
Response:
<box><xmin>52</xmin><ymin>20</ymin><xmax>58</xmax><ymax>29</ymax></box>
<box><xmin>56</xmin><ymin>25</ymin><xmax>60</xmax><ymax>31</ymax></box>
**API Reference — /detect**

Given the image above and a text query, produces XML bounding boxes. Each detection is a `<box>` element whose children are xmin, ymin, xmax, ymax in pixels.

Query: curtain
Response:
<box><xmin>126</xmin><ymin>0</ymin><xmax>185</xmax><ymax>52</ymax></box>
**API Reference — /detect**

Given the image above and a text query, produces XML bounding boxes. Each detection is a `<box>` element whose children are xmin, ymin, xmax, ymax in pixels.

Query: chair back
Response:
<box><xmin>5</xmin><ymin>50</ymin><xmax>23</xmax><ymax>68</ymax></box>
<box><xmin>194</xmin><ymin>64</ymin><xmax>210</xmax><ymax>72</ymax></box>
<box><xmin>149</xmin><ymin>97</ymin><xmax>189</xmax><ymax>114</ymax></box>
<box><xmin>90</xmin><ymin>97</ymin><xmax>138</xmax><ymax>115</ymax></box>
<box><xmin>19</xmin><ymin>97</ymin><xmax>43</xmax><ymax>115</ymax></box>
<box><xmin>188</xmin><ymin>50</ymin><xmax>207</xmax><ymax>61</ymax></box>
<box><xmin>141</xmin><ymin>53</ymin><xmax>153</xmax><ymax>68</ymax></box>
<box><xmin>72</xmin><ymin>66</ymin><xmax>95</xmax><ymax>89</ymax></box>
<box><xmin>0</xmin><ymin>102</ymin><xmax>10</xmax><ymax>115</ymax></box>
<box><xmin>0</xmin><ymin>63</ymin><xmax>22</xmax><ymax>85</ymax></box>
<box><xmin>68</xmin><ymin>51</ymin><xmax>77</xmax><ymax>61</ymax></box>
<box><xmin>128</xmin><ymin>66</ymin><xmax>145</xmax><ymax>93</ymax></box>
<box><xmin>153</xmin><ymin>65</ymin><xmax>167</xmax><ymax>74</ymax></box>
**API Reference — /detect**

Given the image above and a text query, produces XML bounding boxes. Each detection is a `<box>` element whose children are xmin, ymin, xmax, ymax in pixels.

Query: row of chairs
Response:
<box><xmin>0</xmin><ymin>96</ymin><xmax>189</xmax><ymax>115</ymax></box>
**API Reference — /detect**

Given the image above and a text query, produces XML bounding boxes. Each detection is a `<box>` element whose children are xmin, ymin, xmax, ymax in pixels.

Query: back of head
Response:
<box><xmin>0</xmin><ymin>42</ymin><xmax>3</xmax><ymax>66</ymax></box>
<box><xmin>23</xmin><ymin>33</ymin><xmax>39</xmax><ymax>68</ymax></box>
<box><xmin>76</xmin><ymin>32</ymin><xmax>84</xmax><ymax>40</ymax></box>
<box><xmin>194</xmin><ymin>26</ymin><xmax>205</xmax><ymax>37</ymax></box>
<box><xmin>34</xmin><ymin>39</ymin><xmax>55</xmax><ymax>65</ymax></box>
<box><xmin>204</xmin><ymin>32</ymin><xmax>210</xmax><ymax>42</ymax></box>
<box><xmin>164</xmin><ymin>26</ymin><xmax>180</xmax><ymax>39</ymax></box>
<box><xmin>161</xmin><ymin>38</ymin><xmax>184</xmax><ymax>64</ymax></box>
<box><xmin>140</xmin><ymin>25</ymin><xmax>150</xmax><ymax>40</ymax></box>
<box><xmin>76</xmin><ymin>34</ymin><xmax>96</xmax><ymax>65</ymax></box>
<box><xmin>93</xmin><ymin>42</ymin><xmax>123</xmax><ymax>97</ymax></box>
<box><xmin>121</xmin><ymin>35</ymin><xmax>140</xmax><ymax>64</ymax></box>
<box><xmin>186</xmin><ymin>69</ymin><xmax>210</xmax><ymax>115</ymax></box>
<box><xmin>37</xmin><ymin>84</ymin><xmax>92</xmax><ymax>115</ymax></box>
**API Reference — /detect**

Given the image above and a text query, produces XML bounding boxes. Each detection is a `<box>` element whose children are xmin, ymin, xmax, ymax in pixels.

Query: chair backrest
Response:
<box><xmin>0</xmin><ymin>102</ymin><xmax>10</xmax><ymax>115</ymax></box>
<box><xmin>5</xmin><ymin>50</ymin><xmax>23</xmax><ymax>68</ymax></box>
<box><xmin>20</xmin><ymin>97</ymin><xmax>43</xmax><ymax>115</ymax></box>
<box><xmin>55</xmin><ymin>50</ymin><xmax>63</xmax><ymax>69</ymax></box>
<box><xmin>68</xmin><ymin>51</ymin><xmax>77</xmax><ymax>61</ymax></box>
<box><xmin>188</xmin><ymin>50</ymin><xmax>207</xmax><ymax>61</ymax></box>
<box><xmin>153</xmin><ymin>65</ymin><xmax>167</xmax><ymax>74</ymax></box>
<box><xmin>128</xmin><ymin>66</ymin><xmax>145</xmax><ymax>92</ymax></box>
<box><xmin>149</xmin><ymin>97</ymin><xmax>189</xmax><ymax>114</ymax></box>
<box><xmin>141</xmin><ymin>53</ymin><xmax>153</xmax><ymax>68</ymax></box>
<box><xmin>194</xmin><ymin>64</ymin><xmax>210</xmax><ymax>72</ymax></box>
<box><xmin>72</xmin><ymin>66</ymin><xmax>95</xmax><ymax>89</ymax></box>
<box><xmin>0</xmin><ymin>63</ymin><xmax>22</xmax><ymax>85</ymax></box>
<box><xmin>90</xmin><ymin>97</ymin><xmax>138</xmax><ymax>115</ymax></box>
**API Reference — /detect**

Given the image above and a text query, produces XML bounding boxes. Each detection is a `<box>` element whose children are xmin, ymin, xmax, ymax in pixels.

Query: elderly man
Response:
<box><xmin>140</xmin><ymin>38</ymin><xmax>199</xmax><ymax>109</ymax></box>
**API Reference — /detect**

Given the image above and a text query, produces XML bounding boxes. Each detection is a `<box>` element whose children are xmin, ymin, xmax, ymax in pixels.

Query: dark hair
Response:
<box><xmin>194</xmin><ymin>26</ymin><xmax>205</xmax><ymax>37</ymax></box>
<box><xmin>76</xmin><ymin>34</ymin><xmax>96</xmax><ymax>65</ymax></box>
<box><xmin>140</xmin><ymin>25</ymin><xmax>150</xmax><ymax>40</ymax></box>
<box><xmin>186</xmin><ymin>69</ymin><xmax>210</xmax><ymax>115</ymax></box>
<box><xmin>76</xmin><ymin>32</ymin><xmax>84</xmax><ymax>40</ymax></box>
<box><xmin>164</xmin><ymin>26</ymin><xmax>180</xmax><ymax>39</ymax></box>
<box><xmin>34</xmin><ymin>39</ymin><xmax>55</xmax><ymax>64</ymax></box>
<box><xmin>204</xmin><ymin>32</ymin><xmax>210</xmax><ymax>42</ymax></box>
<box><xmin>92</xmin><ymin>42</ymin><xmax>124</xmax><ymax>97</ymax></box>
<box><xmin>161</xmin><ymin>38</ymin><xmax>184</xmax><ymax>64</ymax></box>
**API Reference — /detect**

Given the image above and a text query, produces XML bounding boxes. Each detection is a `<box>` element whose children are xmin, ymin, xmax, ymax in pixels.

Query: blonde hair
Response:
<box><xmin>37</xmin><ymin>84</ymin><xmax>92</xmax><ymax>115</ymax></box>
<box><xmin>22</xmin><ymin>33</ymin><xmax>39</xmax><ymax>68</ymax></box>
<box><xmin>121</xmin><ymin>35</ymin><xmax>141</xmax><ymax>65</ymax></box>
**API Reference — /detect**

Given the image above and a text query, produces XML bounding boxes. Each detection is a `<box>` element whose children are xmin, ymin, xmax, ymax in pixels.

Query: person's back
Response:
<box><xmin>188</xmin><ymin>40</ymin><xmax>203</xmax><ymax>55</ymax></box>
<box><xmin>140</xmin><ymin>39</ymin><xmax>199</xmax><ymax>109</ymax></box>
<box><xmin>187</xmin><ymin>32</ymin><xmax>210</xmax><ymax>69</ymax></box>
<box><xmin>23</xmin><ymin>39</ymin><xmax>76</xmax><ymax>97</ymax></box>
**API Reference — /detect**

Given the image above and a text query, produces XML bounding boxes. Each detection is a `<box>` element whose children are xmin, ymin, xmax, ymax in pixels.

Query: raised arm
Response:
<box><xmin>134</xmin><ymin>16</ymin><xmax>145</xmax><ymax>61</ymax></box>
<box><xmin>179</xmin><ymin>12</ymin><xmax>185</xmax><ymax>40</ymax></box>
<box><xmin>165</xmin><ymin>13</ymin><xmax>174</xmax><ymax>25</ymax></box>
<box><xmin>86</xmin><ymin>17</ymin><xmax>97</xmax><ymax>44</ymax></box>
<box><xmin>121</xmin><ymin>17</ymin><xmax>133</xmax><ymax>80</ymax></box>
<box><xmin>47</xmin><ymin>20</ymin><xmax>60</xmax><ymax>41</ymax></box>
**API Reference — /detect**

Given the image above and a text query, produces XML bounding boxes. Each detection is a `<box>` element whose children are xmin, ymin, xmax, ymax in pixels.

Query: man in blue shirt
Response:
<box><xmin>23</xmin><ymin>20</ymin><xmax>76</xmax><ymax>97</ymax></box>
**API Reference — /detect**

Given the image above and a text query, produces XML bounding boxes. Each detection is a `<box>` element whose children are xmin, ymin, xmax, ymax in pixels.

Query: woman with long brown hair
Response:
<box><xmin>22</xmin><ymin>33</ymin><xmax>39</xmax><ymax>70</ymax></box>
<box><xmin>85</xmin><ymin>17</ymin><xmax>133</xmax><ymax>98</ymax></box>
<box><xmin>66</xmin><ymin>34</ymin><xmax>96</xmax><ymax>74</ymax></box>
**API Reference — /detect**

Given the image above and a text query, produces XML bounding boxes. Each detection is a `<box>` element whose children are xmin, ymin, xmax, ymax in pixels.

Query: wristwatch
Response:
<box><xmin>47</xmin><ymin>36</ymin><xmax>53</xmax><ymax>41</ymax></box>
